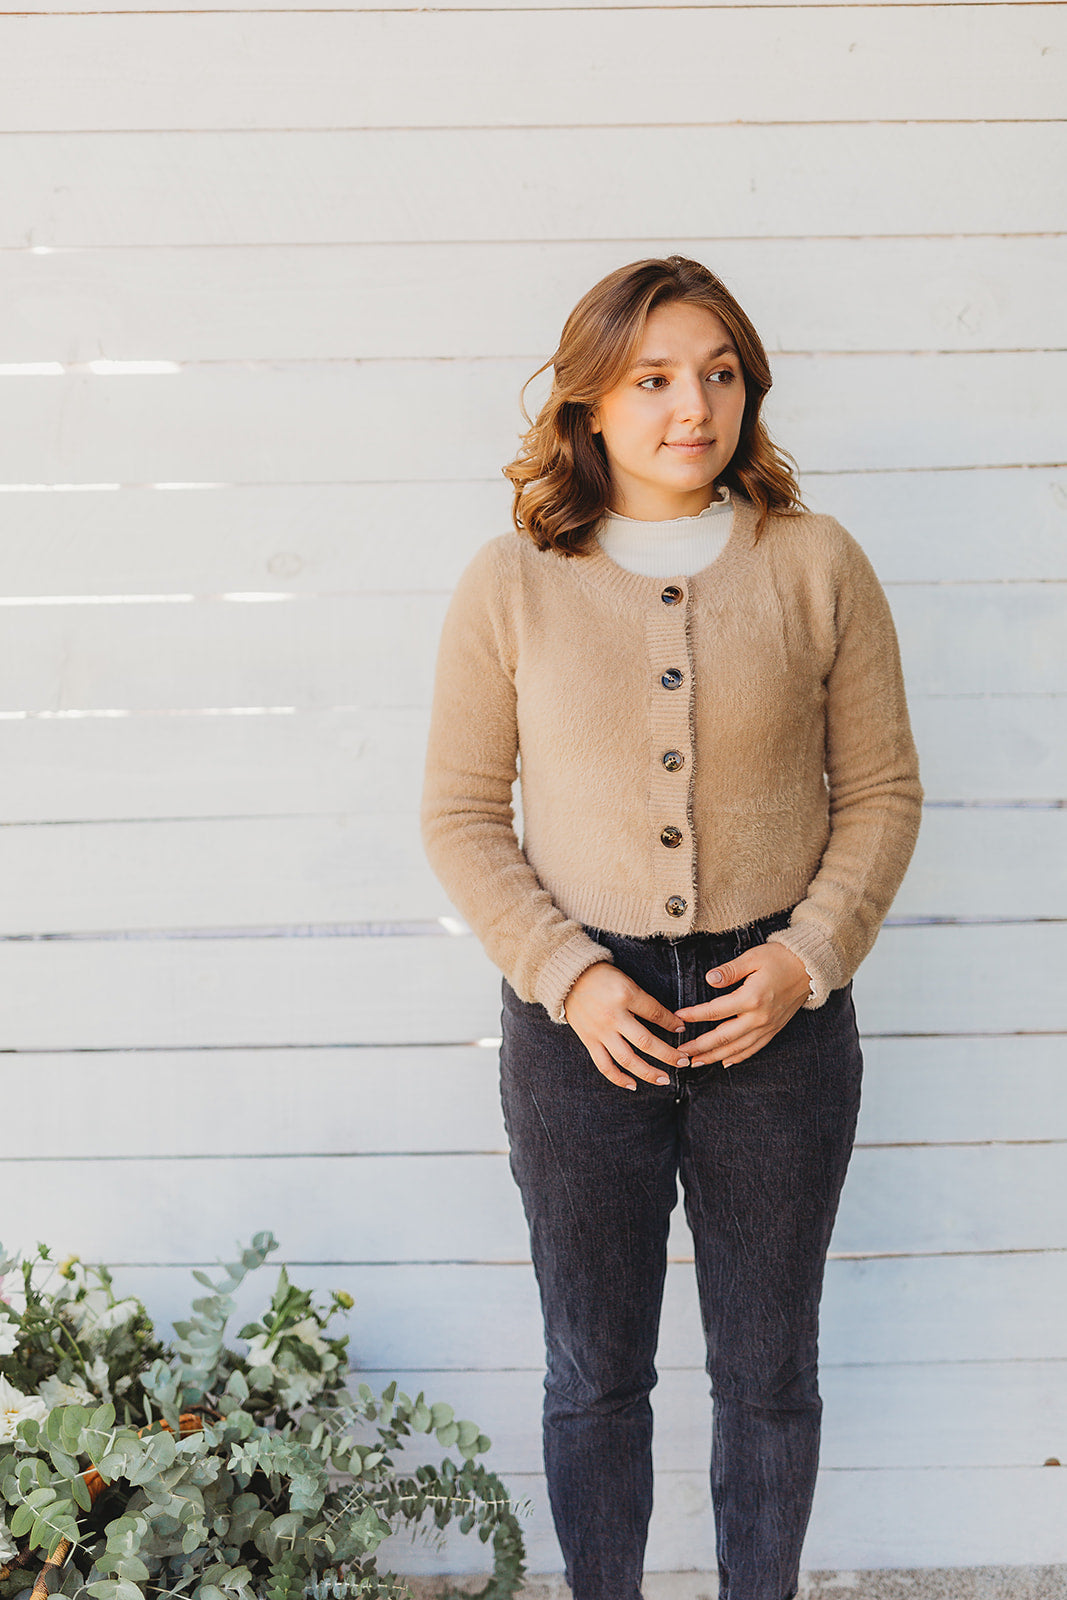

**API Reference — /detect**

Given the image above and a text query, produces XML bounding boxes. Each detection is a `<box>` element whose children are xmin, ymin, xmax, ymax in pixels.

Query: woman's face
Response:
<box><xmin>590</xmin><ymin>300</ymin><xmax>747</xmax><ymax>521</ymax></box>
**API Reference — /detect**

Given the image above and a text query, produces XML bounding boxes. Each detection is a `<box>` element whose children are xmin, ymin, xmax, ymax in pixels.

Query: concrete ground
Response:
<box><xmin>404</xmin><ymin>1569</ymin><xmax>1067</xmax><ymax>1600</ymax></box>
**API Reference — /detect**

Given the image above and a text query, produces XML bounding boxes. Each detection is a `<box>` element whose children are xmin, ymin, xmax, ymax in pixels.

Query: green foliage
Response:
<box><xmin>0</xmin><ymin>1238</ymin><xmax>527</xmax><ymax>1600</ymax></box>
<box><xmin>0</xmin><ymin>1245</ymin><xmax>164</xmax><ymax>1426</ymax></box>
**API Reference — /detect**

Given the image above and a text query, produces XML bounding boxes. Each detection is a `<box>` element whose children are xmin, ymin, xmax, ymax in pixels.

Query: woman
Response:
<box><xmin>420</xmin><ymin>256</ymin><xmax>922</xmax><ymax>1600</ymax></box>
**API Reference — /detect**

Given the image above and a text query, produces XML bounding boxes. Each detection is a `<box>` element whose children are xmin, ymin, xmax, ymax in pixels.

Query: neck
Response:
<box><xmin>608</xmin><ymin>483</ymin><xmax>722</xmax><ymax>521</ymax></box>
<box><xmin>596</xmin><ymin>491</ymin><xmax>733</xmax><ymax>578</ymax></box>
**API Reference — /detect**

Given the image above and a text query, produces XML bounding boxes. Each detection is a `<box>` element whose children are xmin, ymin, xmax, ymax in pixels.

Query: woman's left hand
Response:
<box><xmin>672</xmin><ymin>943</ymin><xmax>812</xmax><ymax>1068</ymax></box>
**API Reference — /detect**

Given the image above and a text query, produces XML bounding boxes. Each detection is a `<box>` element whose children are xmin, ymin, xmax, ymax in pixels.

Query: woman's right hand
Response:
<box><xmin>563</xmin><ymin>963</ymin><xmax>688</xmax><ymax>1091</ymax></box>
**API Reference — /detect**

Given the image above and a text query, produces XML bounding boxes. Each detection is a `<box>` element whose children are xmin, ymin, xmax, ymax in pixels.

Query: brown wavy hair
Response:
<box><xmin>504</xmin><ymin>255</ymin><xmax>804</xmax><ymax>555</ymax></box>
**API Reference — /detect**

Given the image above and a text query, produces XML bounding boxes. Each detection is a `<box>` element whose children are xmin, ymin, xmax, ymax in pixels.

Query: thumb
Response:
<box><xmin>706</xmin><ymin>951</ymin><xmax>759</xmax><ymax>987</ymax></box>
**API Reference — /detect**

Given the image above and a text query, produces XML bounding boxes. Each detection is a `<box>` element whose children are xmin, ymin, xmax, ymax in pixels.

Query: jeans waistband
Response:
<box><xmin>582</xmin><ymin>903</ymin><xmax>796</xmax><ymax>954</ymax></box>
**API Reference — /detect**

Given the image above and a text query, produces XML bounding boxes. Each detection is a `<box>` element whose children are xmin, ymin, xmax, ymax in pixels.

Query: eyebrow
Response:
<box><xmin>628</xmin><ymin>342</ymin><xmax>737</xmax><ymax>372</ymax></box>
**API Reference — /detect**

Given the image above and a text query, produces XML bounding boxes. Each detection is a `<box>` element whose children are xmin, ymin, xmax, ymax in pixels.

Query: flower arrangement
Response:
<box><xmin>0</xmin><ymin>1234</ymin><xmax>526</xmax><ymax>1600</ymax></box>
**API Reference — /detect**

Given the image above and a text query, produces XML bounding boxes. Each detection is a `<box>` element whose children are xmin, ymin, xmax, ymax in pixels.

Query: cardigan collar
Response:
<box><xmin>570</xmin><ymin>495</ymin><xmax>760</xmax><ymax>612</ymax></box>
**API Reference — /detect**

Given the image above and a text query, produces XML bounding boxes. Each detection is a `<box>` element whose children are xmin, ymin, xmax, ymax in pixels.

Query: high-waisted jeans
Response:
<box><xmin>498</xmin><ymin>906</ymin><xmax>863</xmax><ymax>1600</ymax></box>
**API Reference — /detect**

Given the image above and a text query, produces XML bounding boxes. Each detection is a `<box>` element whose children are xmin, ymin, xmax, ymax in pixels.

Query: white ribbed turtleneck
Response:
<box><xmin>596</xmin><ymin>486</ymin><xmax>733</xmax><ymax>577</ymax></box>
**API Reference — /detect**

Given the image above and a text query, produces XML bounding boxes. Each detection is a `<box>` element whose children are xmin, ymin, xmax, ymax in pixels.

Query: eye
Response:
<box><xmin>637</xmin><ymin>374</ymin><xmax>668</xmax><ymax>390</ymax></box>
<box><xmin>707</xmin><ymin>368</ymin><xmax>736</xmax><ymax>385</ymax></box>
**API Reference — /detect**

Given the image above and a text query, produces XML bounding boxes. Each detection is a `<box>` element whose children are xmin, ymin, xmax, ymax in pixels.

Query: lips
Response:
<box><xmin>664</xmin><ymin>439</ymin><xmax>712</xmax><ymax>450</ymax></box>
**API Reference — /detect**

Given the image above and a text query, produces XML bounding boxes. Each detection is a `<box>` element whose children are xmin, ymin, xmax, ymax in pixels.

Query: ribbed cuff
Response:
<box><xmin>765</xmin><ymin>924</ymin><xmax>844</xmax><ymax>1010</ymax></box>
<box><xmin>533</xmin><ymin>933</ymin><xmax>616</xmax><ymax>1024</ymax></box>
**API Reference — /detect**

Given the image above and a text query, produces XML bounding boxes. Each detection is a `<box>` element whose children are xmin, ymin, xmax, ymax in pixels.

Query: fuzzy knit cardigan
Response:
<box><xmin>420</xmin><ymin>496</ymin><xmax>923</xmax><ymax>1023</ymax></box>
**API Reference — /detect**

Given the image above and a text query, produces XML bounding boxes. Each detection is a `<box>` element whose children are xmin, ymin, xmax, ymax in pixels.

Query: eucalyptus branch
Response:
<box><xmin>0</xmin><ymin>1236</ymin><xmax>527</xmax><ymax>1600</ymax></box>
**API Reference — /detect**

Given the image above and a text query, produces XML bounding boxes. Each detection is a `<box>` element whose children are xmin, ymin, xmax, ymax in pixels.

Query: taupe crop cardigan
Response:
<box><xmin>421</xmin><ymin>497</ymin><xmax>923</xmax><ymax>1022</ymax></box>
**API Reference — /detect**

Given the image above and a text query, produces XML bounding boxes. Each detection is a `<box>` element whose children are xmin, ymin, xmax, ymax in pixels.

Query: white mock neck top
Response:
<box><xmin>595</xmin><ymin>486</ymin><xmax>733</xmax><ymax>577</ymax></box>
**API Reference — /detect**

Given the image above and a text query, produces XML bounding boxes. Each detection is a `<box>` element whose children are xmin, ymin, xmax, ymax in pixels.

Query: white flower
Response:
<box><xmin>87</xmin><ymin>1355</ymin><xmax>111</xmax><ymax>1401</ymax></box>
<box><xmin>274</xmin><ymin>1369</ymin><xmax>324</xmax><ymax>1409</ymax></box>
<box><xmin>38</xmin><ymin>1374</ymin><xmax>96</xmax><ymax>1411</ymax></box>
<box><xmin>0</xmin><ymin>1376</ymin><xmax>47</xmax><ymax>1443</ymax></box>
<box><xmin>0</xmin><ymin>1516</ymin><xmax>18</xmax><ymax>1563</ymax></box>
<box><xmin>89</xmin><ymin>1299</ymin><xmax>140</xmax><ymax>1335</ymax></box>
<box><xmin>0</xmin><ymin>1317</ymin><xmax>19</xmax><ymax>1358</ymax></box>
<box><xmin>244</xmin><ymin>1316</ymin><xmax>339</xmax><ymax>1407</ymax></box>
<box><xmin>57</xmin><ymin>1288</ymin><xmax>106</xmax><ymax>1335</ymax></box>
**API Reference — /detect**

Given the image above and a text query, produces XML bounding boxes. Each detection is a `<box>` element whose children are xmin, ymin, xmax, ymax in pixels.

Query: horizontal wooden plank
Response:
<box><xmin>3</xmin><ymin>126</ymin><xmax>1063</xmax><ymax>247</ymax></box>
<box><xmin>0</xmin><ymin>695</ymin><xmax>1060</xmax><ymax>825</ymax></box>
<box><xmin>0</xmin><ymin>805</ymin><xmax>1061</xmax><ymax>933</ymax></box>
<box><xmin>892</xmin><ymin>801</ymin><xmax>1067</xmax><ymax>917</ymax></box>
<box><xmin>848</xmin><ymin>921</ymin><xmax>1067</xmax><ymax>1035</ymax></box>
<box><xmin>0</xmin><ymin>471</ymin><xmax>1063</xmax><ymax>597</ymax></box>
<box><xmin>4</xmin><ymin>0</ymin><xmax>1029</xmax><ymax>12</ymax></box>
<box><xmin>855</xmin><ymin>1035</ymin><xmax>1067</xmax><ymax>1146</ymax></box>
<box><xmin>102</xmin><ymin>1253</ymin><xmax>1067</xmax><ymax>1372</ymax></box>
<box><xmin>799</xmin><ymin>1466</ymin><xmax>1067</xmax><ymax>1572</ymax></box>
<box><xmin>336</xmin><ymin>1361</ymin><xmax>1067</xmax><ymax>1472</ymax></box>
<box><xmin>3</xmin><ymin>1036</ymin><xmax>1061</xmax><ymax>1159</ymax></box>
<box><xmin>4</xmin><ymin>10</ymin><xmax>1063</xmax><ymax>131</ymax></box>
<box><xmin>0</xmin><ymin>922</ymin><xmax>1061</xmax><ymax>1049</ymax></box>
<box><xmin>0</xmin><ymin>930</ymin><xmax>505</xmax><ymax>1048</ymax></box>
<box><xmin>0</xmin><ymin>483</ymin><xmax>502</xmax><ymax>595</ymax></box>
<box><xmin>806</xmin><ymin>467</ymin><xmax>1067</xmax><ymax>583</ymax></box>
<box><xmin>5</xmin><ymin>239</ymin><xmax>1065</xmax><ymax>365</ymax></box>
<box><xmin>0</xmin><ymin>580</ymin><xmax>1060</xmax><ymax>713</ymax></box>
<box><xmin>0</xmin><ymin>593</ymin><xmax>450</xmax><ymax>713</ymax></box>
<box><xmin>0</xmin><ymin>706</ymin><xmax>434</xmax><ymax>822</ymax></box>
<box><xmin>0</xmin><ymin>812</ymin><xmax>444</xmax><ymax>932</ymax></box>
<box><xmin>908</xmin><ymin>697</ymin><xmax>1066</xmax><ymax>803</ymax></box>
<box><xmin>3</xmin><ymin>1142</ymin><xmax>1066</xmax><ymax>1262</ymax></box>
<box><xmin>372</xmin><ymin>1464</ymin><xmax>1067</xmax><ymax>1574</ymax></box>
<box><xmin>2</xmin><ymin>354</ymin><xmax>1065</xmax><ymax>484</ymax></box>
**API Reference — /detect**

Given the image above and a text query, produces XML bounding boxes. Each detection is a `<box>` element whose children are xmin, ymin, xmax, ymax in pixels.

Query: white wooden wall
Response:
<box><xmin>2</xmin><ymin>0</ymin><xmax>1065</xmax><ymax>1579</ymax></box>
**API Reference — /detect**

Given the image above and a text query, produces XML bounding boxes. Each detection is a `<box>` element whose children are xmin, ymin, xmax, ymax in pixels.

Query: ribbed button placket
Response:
<box><xmin>646</xmin><ymin>578</ymin><xmax>695</xmax><ymax>932</ymax></box>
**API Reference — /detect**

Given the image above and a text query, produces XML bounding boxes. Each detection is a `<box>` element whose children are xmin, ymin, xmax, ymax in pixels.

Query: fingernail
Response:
<box><xmin>655</xmin><ymin>1074</ymin><xmax>670</xmax><ymax>1086</ymax></box>
<box><xmin>709</xmin><ymin>969</ymin><xmax>724</xmax><ymax>984</ymax></box>
<box><xmin>673</xmin><ymin>1022</ymin><xmax>686</xmax><ymax>1032</ymax></box>
<box><xmin>676</xmin><ymin>1056</ymin><xmax>690</xmax><ymax>1068</ymax></box>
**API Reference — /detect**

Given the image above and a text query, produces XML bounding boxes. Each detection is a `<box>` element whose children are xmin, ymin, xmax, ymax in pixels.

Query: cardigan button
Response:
<box><xmin>660</xmin><ymin>668</ymin><xmax>684</xmax><ymax>690</ymax></box>
<box><xmin>662</xmin><ymin>750</ymin><xmax>685</xmax><ymax>772</ymax></box>
<box><xmin>661</xmin><ymin>585</ymin><xmax>683</xmax><ymax>605</ymax></box>
<box><xmin>660</xmin><ymin>826</ymin><xmax>683</xmax><ymax>848</ymax></box>
<box><xmin>665</xmin><ymin>895</ymin><xmax>687</xmax><ymax>917</ymax></box>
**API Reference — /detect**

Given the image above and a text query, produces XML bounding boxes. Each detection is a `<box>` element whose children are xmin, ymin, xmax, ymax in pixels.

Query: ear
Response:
<box><xmin>589</xmin><ymin>409</ymin><xmax>601</xmax><ymax>435</ymax></box>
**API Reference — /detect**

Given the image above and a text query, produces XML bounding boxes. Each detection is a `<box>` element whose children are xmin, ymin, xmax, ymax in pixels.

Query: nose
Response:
<box><xmin>673</xmin><ymin>371</ymin><xmax>712</xmax><ymax>425</ymax></box>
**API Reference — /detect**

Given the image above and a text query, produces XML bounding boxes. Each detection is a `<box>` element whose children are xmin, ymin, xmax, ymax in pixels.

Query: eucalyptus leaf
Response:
<box><xmin>0</xmin><ymin>1233</ymin><xmax>526</xmax><ymax>1600</ymax></box>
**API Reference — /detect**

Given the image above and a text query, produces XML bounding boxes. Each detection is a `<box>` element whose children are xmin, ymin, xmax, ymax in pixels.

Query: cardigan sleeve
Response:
<box><xmin>420</xmin><ymin>539</ymin><xmax>614</xmax><ymax>1021</ymax></box>
<box><xmin>765</xmin><ymin>525</ymin><xmax>923</xmax><ymax>1006</ymax></box>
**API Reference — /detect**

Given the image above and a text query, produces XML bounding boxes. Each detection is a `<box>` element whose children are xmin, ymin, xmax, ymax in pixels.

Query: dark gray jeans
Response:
<box><xmin>499</xmin><ymin>906</ymin><xmax>863</xmax><ymax>1600</ymax></box>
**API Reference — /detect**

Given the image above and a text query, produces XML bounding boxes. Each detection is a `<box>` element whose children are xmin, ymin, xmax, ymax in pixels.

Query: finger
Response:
<box><xmin>689</xmin><ymin>1026</ymin><xmax>773</xmax><ymax>1067</ymax></box>
<box><xmin>703</xmin><ymin>953</ymin><xmax>762</xmax><ymax>989</ymax></box>
<box><xmin>673</xmin><ymin>996</ymin><xmax>747</xmax><ymax>1024</ymax></box>
<box><xmin>673</xmin><ymin>962</ymin><xmax>768</xmax><ymax>1024</ymax></box>
<box><xmin>609</xmin><ymin>1037</ymin><xmax>673</xmax><ymax>1087</ymax></box>
<box><xmin>627</xmin><ymin>989</ymin><xmax>687</xmax><ymax>1036</ymax></box>
<box><xmin>587</xmin><ymin>1042</ymin><xmax>638</xmax><ymax>1092</ymax></box>
<box><xmin>619</xmin><ymin>1019</ymin><xmax>691</xmax><ymax>1070</ymax></box>
<box><xmin>684</xmin><ymin>1021</ymin><xmax>745</xmax><ymax>1060</ymax></box>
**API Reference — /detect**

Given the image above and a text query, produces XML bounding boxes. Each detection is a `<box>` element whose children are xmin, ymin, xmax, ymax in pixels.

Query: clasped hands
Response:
<box><xmin>562</xmin><ymin>942</ymin><xmax>812</xmax><ymax>1091</ymax></box>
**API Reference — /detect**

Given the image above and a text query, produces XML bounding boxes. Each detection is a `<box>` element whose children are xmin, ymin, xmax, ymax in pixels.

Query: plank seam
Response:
<box><xmin>5</xmin><ymin>1139</ymin><xmax>1065</xmax><ymax>1161</ymax></box>
<box><xmin>6</xmin><ymin>3</ymin><xmax>1067</xmax><ymax>11</ymax></box>
<box><xmin>3</xmin><ymin>234</ymin><xmax>1067</xmax><ymax>252</ymax></box>
<box><xmin>1</xmin><ymin>463</ymin><xmax>1065</xmax><ymax>486</ymax></box>
<box><xmin>5</xmin><ymin>121</ymin><xmax>1066</xmax><ymax>133</ymax></box>
<box><xmin>57</xmin><ymin>1248</ymin><xmax>1067</xmax><ymax>1268</ymax></box>
<box><xmin>1</xmin><ymin>913</ymin><xmax>1064</xmax><ymax>942</ymax></box>
<box><xmin>2</xmin><ymin>1030</ymin><xmax>1064</xmax><ymax>1055</ymax></box>
<box><xmin>6</xmin><ymin>349</ymin><xmax>1065</xmax><ymax>365</ymax></box>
